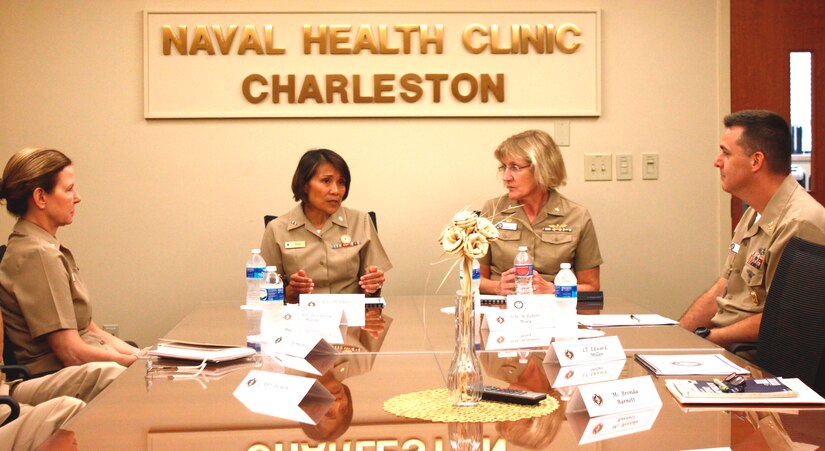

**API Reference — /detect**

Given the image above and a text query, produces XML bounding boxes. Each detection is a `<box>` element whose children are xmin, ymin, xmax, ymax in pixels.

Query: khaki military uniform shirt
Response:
<box><xmin>260</xmin><ymin>205</ymin><xmax>392</xmax><ymax>295</ymax></box>
<box><xmin>0</xmin><ymin>220</ymin><xmax>114</xmax><ymax>374</ymax></box>
<box><xmin>713</xmin><ymin>174</ymin><xmax>825</xmax><ymax>328</ymax></box>
<box><xmin>479</xmin><ymin>191</ymin><xmax>602</xmax><ymax>282</ymax></box>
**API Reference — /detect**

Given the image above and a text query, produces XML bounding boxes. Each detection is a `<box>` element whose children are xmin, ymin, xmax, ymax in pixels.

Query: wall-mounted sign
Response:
<box><xmin>144</xmin><ymin>11</ymin><xmax>600</xmax><ymax>118</ymax></box>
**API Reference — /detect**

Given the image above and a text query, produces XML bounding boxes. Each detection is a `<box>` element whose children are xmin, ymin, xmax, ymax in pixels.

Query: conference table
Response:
<box><xmin>65</xmin><ymin>295</ymin><xmax>825</xmax><ymax>450</ymax></box>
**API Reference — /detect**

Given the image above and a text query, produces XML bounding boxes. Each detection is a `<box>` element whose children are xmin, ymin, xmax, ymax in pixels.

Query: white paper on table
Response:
<box><xmin>578</xmin><ymin>314</ymin><xmax>678</xmax><ymax>327</ymax></box>
<box><xmin>635</xmin><ymin>354</ymin><xmax>750</xmax><ymax>376</ymax></box>
<box><xmin>233</xmin><ymin>370</ymin><xmax>334</xmax><ymax>424</ymax></box>
<box><xmin>263</xmin><ymin>335</ymin><xmax>337</xmax><ymax>376</ymax></box>
<box><xmin>282</xmin><ymin>305</ymin><xmax>346</xmax><ymax>344</ymax></box>
<box><xmin>665</xmin><ymin>378</ymin><xmax>825</xmax><ymax>405</ymax></box>
<box><xmin>300</xmin><ymin>293</ymin><xmax>366</xmax><ymax>326</ymax></box>
<box><xmin>148</xmin><ymin>343</ymin><xmax>256</xmax><ymax>363</ymax></box>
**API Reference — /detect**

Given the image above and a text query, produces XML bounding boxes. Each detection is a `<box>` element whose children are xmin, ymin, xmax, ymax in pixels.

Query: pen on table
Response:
<box><xmin>630</xmin><ymin>314</ymin><xmax>641</xmax><ymax>323</ymax></box>
<box><xmin>713</xmin><ymin>378</ymin><xmax>730</xmax><ymax>392</ymax></box>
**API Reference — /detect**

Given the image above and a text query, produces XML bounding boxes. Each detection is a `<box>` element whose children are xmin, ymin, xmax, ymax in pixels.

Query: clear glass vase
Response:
<box><xmin>448</xmin><ymin>422</ymin><xmax>483</xmax><ymax>450</ymax></box>
<box><xmin>448</xmin><ymin>290</ymin><xmax>483</xmax><ymax>406</ymax></box>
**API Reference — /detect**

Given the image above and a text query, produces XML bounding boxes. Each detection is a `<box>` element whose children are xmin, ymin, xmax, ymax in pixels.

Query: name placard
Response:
<box><xmin>567</xmin><ymin>375</ymin><xmax>662</xmax><ymax>418</ymax></box>
<box><xmin>282</xmin><ymin>304</ymin><xmax>346</xmax><ymax>344</ymax></box>
<box><xmin>544</xmin><ymin>336</ymin><xmax>625</xmax><ymax>366</ymax></box>
<box><xmin>482</xmin><ymin>294</ymin><xmax>555</xmax><ymax>331</ymax></box>
<box><xmin>481</xmin><ymin>327</ymin><xmax>554</xmax><ymax>350</ymax></box>
<box><xmin>567</xmin><ymin>405</ymin><xmax>662</xmax><ymax>445</ymax></box>
<box><xmin>544</xmin><ymin>359</ymin><xmax>626</xmax><ymax>388</ymax></box>
<box><xmin>233</xmin><ymin>370</ymin><xmax>335</xmax><ymax>424</ymax></box>
<box><xmin>264</xmin><ymin>335</ymin><xmax>336</xmax><ymax>376</ymax></box>
<box><xmin>300</xmin><ymin>293</ymin><xmax>366</xmax><ymax>326</ymax></box>
<box><xmin>144</xmin><ymin>11</ymin><xmax>600</xmax><ymax>118</ymax></box>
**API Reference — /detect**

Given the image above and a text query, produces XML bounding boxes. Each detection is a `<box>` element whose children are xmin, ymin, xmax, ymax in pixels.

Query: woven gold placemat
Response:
<box><xmin>383</xmin><ymin>389</ymin><xmax>558</xmax><ymax>423</ymax></box>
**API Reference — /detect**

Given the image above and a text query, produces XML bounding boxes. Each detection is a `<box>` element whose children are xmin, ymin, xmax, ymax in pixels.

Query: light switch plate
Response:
<box><xmin>584</xmin><ymin>154</ymin><xmax>612</xmax><ymax>181</ymax></box>
<box><xmin>642</xmin><ymin>153</ymin><xmax>659</xmax><ymax>180</ymax></box>
<box><xmin>555</xmin><ymin>120</ymin><xmax>571</xmax><ymax>146</ymax></box>
<box><xmin>616</xmin><ymin>154</ymin><xmax>632</xmax><ymax>180</ymax></box>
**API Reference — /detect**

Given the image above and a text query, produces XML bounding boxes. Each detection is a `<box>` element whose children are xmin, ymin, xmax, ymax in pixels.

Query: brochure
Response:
<box><xmin>634</xmin><ymin>353</ymin><xmax>750</xmax><ymax>376</ymax></box>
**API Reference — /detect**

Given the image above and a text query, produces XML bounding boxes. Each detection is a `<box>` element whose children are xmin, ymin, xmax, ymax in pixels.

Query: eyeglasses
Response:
<box><xmin>497</xmin><ymin>163</ymin><xmax>531</xmax><ymax>174</ymax></box>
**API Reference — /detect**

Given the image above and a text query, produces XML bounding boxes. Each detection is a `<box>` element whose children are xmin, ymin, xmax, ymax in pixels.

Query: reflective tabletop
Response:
<box><xmin>65</xmin><ymin>296</ymin><xmax>825</xmax><ymax>450</ymax></box>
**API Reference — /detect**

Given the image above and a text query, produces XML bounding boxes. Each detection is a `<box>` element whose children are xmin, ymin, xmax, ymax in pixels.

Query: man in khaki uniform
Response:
<box><xmin>680</xmin><ymin>110</ymin><xmax>825</xmax><ymax>349</ymax></box>
<box><xmin>261</xmin><ymin>205</ymin><xmax>392</xmax><ymax>300</ymax></box>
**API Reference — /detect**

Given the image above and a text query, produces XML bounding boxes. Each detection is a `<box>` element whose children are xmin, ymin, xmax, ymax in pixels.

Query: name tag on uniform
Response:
<box><xmin>729</xmin><ymin>242</ymin><xmax>740</xmax><ymax>253</ymax></box>
<box><xmin>285</xmin><ymin>241</ymin><xmax>306</xmax><ymax>249</ymax></box>
<box><xmin>497</xmin><ymin>221</ymin><xmax>517</xmax><ymax>231</ymax></box>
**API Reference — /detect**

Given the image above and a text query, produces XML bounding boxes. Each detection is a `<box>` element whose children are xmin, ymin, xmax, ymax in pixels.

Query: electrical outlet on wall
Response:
<box><xmin>103</xmin><ymin>324</ymin><xmax>119</xmax><ymax>337</ymax></box>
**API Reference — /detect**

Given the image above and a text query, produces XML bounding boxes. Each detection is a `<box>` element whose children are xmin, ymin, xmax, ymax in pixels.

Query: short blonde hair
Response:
<box><xmin>0</xmin><ymin>147</ymin><xmax>72</xmax><ymax>217</ymax></box>
<box><xmin>494</xmin><ymin>129</ymin><xmax>567</xmax><ymax>189</ymax></box>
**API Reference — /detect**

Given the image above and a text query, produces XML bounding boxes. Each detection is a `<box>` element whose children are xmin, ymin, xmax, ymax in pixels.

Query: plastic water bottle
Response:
<box><xmin>554</xmin><ymin>263</ymin><xmax>578</xmax><ymax>334</ymax></box>
<box><xmin>554</xmin><ymin>263</ymin><xmax>578</xmax><ymax>300</ymax></box>
<box><xmin>245</xmin><ymin>249</ymin><xmax>266</xmax><ymax>306</ymax></box>
<box><xmin>260</xmin><ymin>266</ymin><xmax>284</xmax><ymax>336</ymax></box>
<box><xmin>514</xmin><ymin>246</ymin><xmax>533</xmax><ymax>295</ymax></box>
<box><xmin>459</xmin><ymin>259</ymin><xmax>482</xmax><ymax>295</ymax></box>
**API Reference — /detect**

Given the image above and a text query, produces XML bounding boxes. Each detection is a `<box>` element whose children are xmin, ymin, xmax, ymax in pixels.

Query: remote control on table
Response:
<box><xmin>481</xmin><ymin>386</ymin><xmax>546</xmax><ymax>405</ymax></box>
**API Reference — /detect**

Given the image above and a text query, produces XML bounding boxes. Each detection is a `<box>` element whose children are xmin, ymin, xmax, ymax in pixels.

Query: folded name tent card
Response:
<box><xmin>481</xmin><ymin>294</ymin><xmax>555</xmax><ymax>331</ymax></box>
<box><xmin>577</xmin><ymin>314</ymin><xmax>678</xmax><ymax>328</ymax></box>
<box><xmin>149</xmin><ymin>342</ymin><xmax>256</xmax><ymax>363</ymax></box>
<box><xmin>635</xmin><ymin>353</ymin><xmax>750</xmax><ymax>376</ymax></box>
<box><xmin>481</xmin><ymin>327</ymin><xmax>554</xmax><ymax>350</ymax></box>
<box><xmin>300</xmin><ymin>293</ymin><xmax>366</xmax><ymax>327</ymax></box>
<box><xmin>545</xmin><ymin>336</ymin><xmax>626</xmax><ymax>366</ymax></box>
<box><xmin>544</xmin><ymin>359</ymin><xmax>626</xmax><ymax>388</ymax></box>
<box><xmin>567</xmin><ymin>375</ymin><xmax>662</xmax><ymax>418</ymax></box>
<box><xmin>282</xmin><ymin>304</ymin><xmax>347</xmax><ymax>344</ymax></box>
<box><xmin>264</xmin><ymin>335</ymin><xmax>336</xmax><ymax>376</ymax></box>
<box><xmin>233</xmin><ymin>370</ymin><xmax>335</xmax><ymax>425</ymax></box>
<box><xmin>566</xmin><ymin>403</ymin><xmax>662</xmax><ymax>445</ymax></box>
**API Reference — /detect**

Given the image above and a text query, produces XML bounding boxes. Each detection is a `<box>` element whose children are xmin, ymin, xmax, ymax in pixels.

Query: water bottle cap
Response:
<box><xmin>251</xmin><ymin>249</ymin><xmax>261</xmax><ymax>254</ymax></box>
<box><xmin>518</xmin><ymin>246</ymin><xmax>528</xmax><ymax>251</ymax></box>
<box><xmin>266</xmin><ymin>266</ymin><xmax>277</xmax><ymax>271</ymax></box>
<box><xmin>560</xmin><ymin>263</ymin><xmax>571</xmax><ymax>269</ymax></box>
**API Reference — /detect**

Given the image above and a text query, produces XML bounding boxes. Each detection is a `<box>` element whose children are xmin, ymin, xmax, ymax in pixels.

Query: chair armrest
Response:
<box><xmin>0</xmin><ymin>395</ymin><xmax>20</xmax><ymax>426</ymax></box>
<box><xmin>0</xmin><ymin>365</ymin><xmax>30</xmax><ymax>382</ymax></box>
<box><xmin>729</xmin><ymin>342</ymin><xmax>757</xmax><ymax>354</ymax></box>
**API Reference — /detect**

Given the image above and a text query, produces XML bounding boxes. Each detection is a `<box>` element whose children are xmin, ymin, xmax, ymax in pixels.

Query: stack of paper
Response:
<box><xmin>149</xmin><ymin>342</ymin><xmax>256</xmax><ymax>363</ymax></box>
<box><xmin>634</xmin><ymin>353</ymin><xmax>749</xmax><ymax>376</ymax></box>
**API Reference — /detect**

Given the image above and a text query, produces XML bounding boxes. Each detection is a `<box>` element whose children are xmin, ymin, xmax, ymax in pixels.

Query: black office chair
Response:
<box><xmin>0</xmin><ymin>395</ymin><xmax>20</xmax><ymax>426</ymax></box>
<box><xmin>264</xmin><ymin>211</ymin><xmax>377</xmax><ymax>231</ymax></box>
<box><xmin>741</xmin><ymin>236</ymin><xmax>825</xmax><ymax>396</ymax></box>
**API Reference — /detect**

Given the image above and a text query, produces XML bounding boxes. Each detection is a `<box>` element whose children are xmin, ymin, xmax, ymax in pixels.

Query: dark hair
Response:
<box><xmin>291</xmin><ymin>149</ymin><xmax>351</xmax><ymax>204</ymax></box>
<box><xmin>0</xmin><ymin>147</ymin><xmax>72</xmax><ymax>217</ymax></box>
<box><xmin>723</xmin><ymin>110</ymin><xmax>792</xmax><ymax>175</ymax></box>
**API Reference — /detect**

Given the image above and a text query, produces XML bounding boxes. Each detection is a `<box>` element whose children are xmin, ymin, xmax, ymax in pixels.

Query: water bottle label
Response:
<box><xmin>471</xmin><ymin>267</ymin><xmax>480</xmax><ymax>280</ymax></box>
<box><xmin>555</xmin><ymin>285</ymin><xmax>578</xmax><ymax>299</ymax></box>
<box><xmin>514</xmin><ymin>264</ymin><xmax>533</xmax><ymax>277</ymax></box>
<box><xmin>246</xmin><ymin>267</ymin><xmax>264</xmax><ymax>279</ymax></box>
<box><xmin>262</xmin><ymin>287</ymin><xmax>284</xmax><ymax>302</ymax></box>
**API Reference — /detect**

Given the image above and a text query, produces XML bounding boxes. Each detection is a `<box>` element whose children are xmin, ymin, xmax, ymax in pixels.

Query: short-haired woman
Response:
<box><xmin>479</xmin><ymin>130</ymin><xmax>602</xmax><ymax>295</ymax></box>
<box><xmin>261</xmin><ymin>149</ymin><xmax>391</xmax><ymax>302</ymax></box>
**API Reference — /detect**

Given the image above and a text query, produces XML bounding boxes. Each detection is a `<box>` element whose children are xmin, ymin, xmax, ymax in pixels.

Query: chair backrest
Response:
<box><xmin>757</xmin><ymin>236</ymin><xmax>825</xmax><ymax>395</ymax></box>
<box><xmin>264</xmin><ymin>211</ymin><xmax>377</xmax><ymax>231</ymax></box>
<box><xmin>0</xmin><ymin>244</ymin><xmax>15</xmax><ymax>366</ymax></box>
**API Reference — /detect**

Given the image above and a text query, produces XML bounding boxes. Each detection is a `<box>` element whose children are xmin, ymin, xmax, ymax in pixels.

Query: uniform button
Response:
<box><xmin>320</xmin><ymin>260</ymin><xmax>325</xmax><ymax>266</ymax></box>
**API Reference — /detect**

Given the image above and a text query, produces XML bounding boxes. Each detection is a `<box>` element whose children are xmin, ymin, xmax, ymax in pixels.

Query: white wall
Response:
<box><xmin>0</xmin><ymin>0</ymin><xmax>731</xmax><ymax>346</ymax></box>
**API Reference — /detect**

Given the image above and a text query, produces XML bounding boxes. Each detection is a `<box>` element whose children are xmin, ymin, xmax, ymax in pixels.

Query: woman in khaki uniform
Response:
<box><xmin>261</xmin><ymin>149</ymin><xmax>391</xmax><ymax>302</ymax></box>
<box><xmin>479</xmin><ymin>130</ymin><xmax>602</xmax><ymax>295</ymax></box>
<box><xmin>0</xmin><ymin>148</ymin><xmax>140</xmax><ymax>374</ymax></box>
